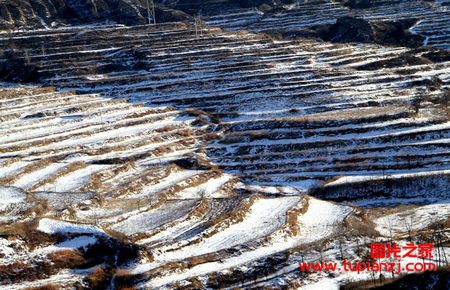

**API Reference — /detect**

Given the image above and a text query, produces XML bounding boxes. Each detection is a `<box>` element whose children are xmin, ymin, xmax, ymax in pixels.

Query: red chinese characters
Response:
<box><xmin>370</xmin><ymin>243</ymin><xmax>434</xmax><ymax>259</ymax></box>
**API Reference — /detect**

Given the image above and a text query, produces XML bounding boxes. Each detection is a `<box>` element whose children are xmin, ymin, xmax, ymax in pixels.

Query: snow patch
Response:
<box><xmin>38</xmin><ymin>218</ymin><xmax>106</xmax><ymax>236</ymax></box>
<box><xmin>0</xmin><ymin>186</ymin><xmax>26</xmax><ymax>210</ymax></box>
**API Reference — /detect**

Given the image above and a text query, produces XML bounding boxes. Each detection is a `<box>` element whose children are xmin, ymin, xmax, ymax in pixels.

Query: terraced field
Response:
<box><xmin>0</xmin><ymin>1</ymin><xmax>449</xmax><ymax>289</ymax></box>
<box><xmin>2</xmin><ymin>23</ymin><xmax>449</xmax><ymax>194</ymax></box>
<box><xmin>204</xmin><ymin>0</ymin><xmax>450</xmax><ymax>49</ymax></box>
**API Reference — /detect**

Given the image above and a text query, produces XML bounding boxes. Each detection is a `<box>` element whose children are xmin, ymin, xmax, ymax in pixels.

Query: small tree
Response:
<box><xmin>90</xmin><ymin>0</ymin><xmax>99</xmax><ymax>17</ymax></box>
<box><xmin>402</xmin><ymin>215</ymin><xmax>415</xmax><ymax>241</ymax></box>
<box><xmin>24</xmin><ymin>49</ymin><xmax>30</xmax><ymax>65</ymax></box>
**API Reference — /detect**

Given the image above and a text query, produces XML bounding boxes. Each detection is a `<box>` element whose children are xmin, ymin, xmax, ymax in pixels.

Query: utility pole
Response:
<box><xmin>152</xmin><ymin>0</ymin><xmax>156</xmax><ymax>25</ymax></box>
<box><xmin>147</xmin><ymin>0</ymin><xmax>156</xmax><ymax>25</ymax></box>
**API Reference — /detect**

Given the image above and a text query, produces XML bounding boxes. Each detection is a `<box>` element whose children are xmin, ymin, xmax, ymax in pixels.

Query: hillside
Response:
<box><xmin>0</xmin><ymin>1</ymin><xmax>449</xmax><ymax>289</ymax></box>
<box><xmin>0</xmin><ymin>0</ymin><xmax>193</xmax><ymax>30</ymax></box>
